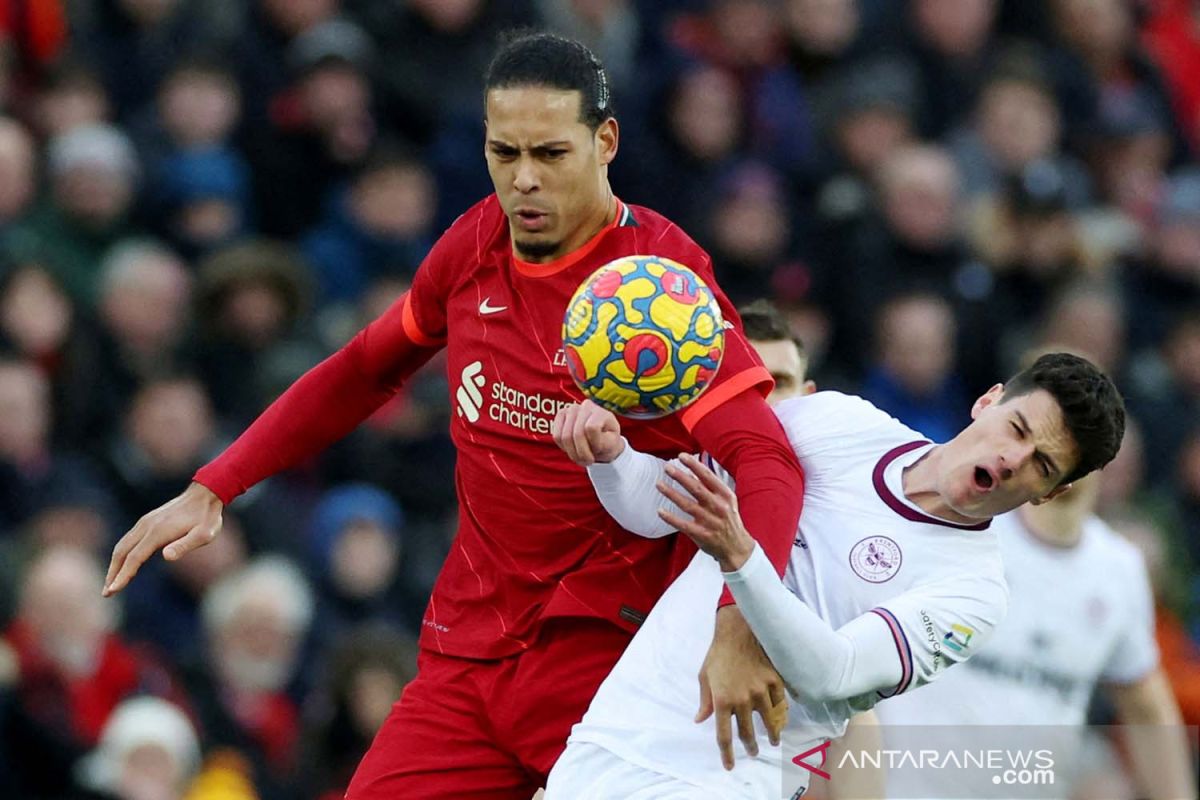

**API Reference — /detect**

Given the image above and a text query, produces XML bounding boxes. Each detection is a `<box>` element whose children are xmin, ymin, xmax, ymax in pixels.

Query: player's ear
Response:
<box><xmin>1031</xmin><ymin>483</ymin><xmax>1072</xmax><ymax>505</ymax></box>
<box><xmin>596</xmin><ymin>117</ymin><xmax>618</xmax><ymax>166</ymax></box>
<box><xmin>800</xmin><ymin>379</ymin><xmax>817</xmax><ymax>396</ymax></box>
<box><xmin>970</xmin><ymin>384</ymin><xmax>1005</xmax><ymax>420</ymax></box>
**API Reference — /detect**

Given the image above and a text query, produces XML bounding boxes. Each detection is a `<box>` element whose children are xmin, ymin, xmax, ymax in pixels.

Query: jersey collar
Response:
<box><xmin>873</xmin><ymin>441</ymin><xmax>992</xmax><ymax>531</ymax></box>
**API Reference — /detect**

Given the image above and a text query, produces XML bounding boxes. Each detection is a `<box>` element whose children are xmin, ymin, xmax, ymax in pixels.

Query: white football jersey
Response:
<box><xmin>564</xmin><ymin>392</ymin><xmax>1009</xmax><ymax>798</ymax></box>
<box><xmin>875</xmin><ymin>511</ymin><xmax>1158</xmax><ymax>729</ymax></box>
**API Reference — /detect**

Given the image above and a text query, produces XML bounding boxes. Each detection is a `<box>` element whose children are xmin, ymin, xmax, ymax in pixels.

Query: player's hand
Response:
<box><xmin>698</xmin><ymin>606</ymin><xmax>788</xmax><ymax>770</ymax></box>
<box><xmin>550</xmin><ymin>400</ymin><xmax>625</xmax><ymax>466</ymax></box>
<box><xmin>657</xmin><ymin>454</ymin><xmax>755</xmax><ymax>573</ymax></box>
<box><xmin>103</xmin><ymin>482</ymin><xmax>224</xmax><ymax>597</ymax></box>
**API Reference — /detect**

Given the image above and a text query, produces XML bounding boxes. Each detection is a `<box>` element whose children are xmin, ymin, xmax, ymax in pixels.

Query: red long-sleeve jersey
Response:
<box><xmin>195</xmin><ymin>195</ymin><xmax>804</xmax><ymax>659</ymax></box>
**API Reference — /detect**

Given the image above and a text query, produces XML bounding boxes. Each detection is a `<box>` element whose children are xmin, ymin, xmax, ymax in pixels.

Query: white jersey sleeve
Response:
<box><xmin>1099</xmin><ymin>536</ymin><xmax>1159</xmax><ymax>684</ymax></box>
<box><xmin>724</xmin><ymin>545</ymin><xmax>1008</xmax><ymax>703</ymax></box>
<box><xmin>869</xmin><ymin>572</ymin><xmax>1009</xmax><ymax>697</ymax></box>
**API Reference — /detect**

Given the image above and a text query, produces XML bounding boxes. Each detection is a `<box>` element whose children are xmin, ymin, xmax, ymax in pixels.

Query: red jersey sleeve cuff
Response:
<box><xmin>401</xmin><ymin>292</ymin><xmax>446</xmax><ymax>347</ymax></box>
<box><xmin>192</xmin><ymin>465</ymin><xmax>241</xmax><ymax>506</ymax></box>
<box><xmin>680</xmin><ymin>366</ymin><xmax>774</xmax><ymax>432</ymax></box>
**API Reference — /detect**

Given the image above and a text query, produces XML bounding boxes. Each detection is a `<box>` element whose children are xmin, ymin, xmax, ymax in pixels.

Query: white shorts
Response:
<box><xmin>545</xmin><ymin>742</ymin><xmax>733</xmax><ymax>800</ymax></box>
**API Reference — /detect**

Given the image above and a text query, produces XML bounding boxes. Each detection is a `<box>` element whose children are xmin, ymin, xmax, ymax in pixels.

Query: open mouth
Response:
<box><xmin>515</xmin><ymin>209</ymin><xmax>548</xmax><ymax>230</ymax></box>
<box><xmin>973</xmin><ymin>466</ymin><xmax>995</xmax><ymax>492</ymax></box>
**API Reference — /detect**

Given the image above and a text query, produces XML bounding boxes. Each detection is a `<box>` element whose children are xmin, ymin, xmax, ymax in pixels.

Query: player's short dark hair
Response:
<box><xmin>1001</xmin><ymin>352</ymin><xmax>1125</xmax><ymax>485</ymax></box>
<box><xmin>484</xmin><ymin>31</ymin><xmax>613</xmax><ymax>130</ymax></box>
<box><xmin>738</xmin><ymin>299</ymin><xmax>806</xmax><ymax>355</ymax></box>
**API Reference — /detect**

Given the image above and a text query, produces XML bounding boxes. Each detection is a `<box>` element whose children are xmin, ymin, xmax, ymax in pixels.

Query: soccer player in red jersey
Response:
<box><xmin>102</xmin><ymin>33</ymin><xmax>805</xmax><ymax>799</ymax></box>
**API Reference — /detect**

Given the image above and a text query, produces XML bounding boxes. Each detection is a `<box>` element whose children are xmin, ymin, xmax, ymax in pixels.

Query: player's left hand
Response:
<box><xmin>698</xmin><ymin>606</ymin><xmax>789</xmax><ymax>770</ymax></box>
<box><xmin>657</xmin><ymin>453</ymin><xmax>755</xmax><ymax>572</ymax></box>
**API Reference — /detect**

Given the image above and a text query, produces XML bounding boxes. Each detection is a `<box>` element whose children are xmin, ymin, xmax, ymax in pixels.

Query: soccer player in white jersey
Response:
<box><xmin>543</xmin><ymin>353</ymin><xmax>1126</xmax><ymax>800</ymax></box>
<box><xmin>873</xmin><ymin>469</ymin><xmax>1197</xmax><ymax>798</ymax></box>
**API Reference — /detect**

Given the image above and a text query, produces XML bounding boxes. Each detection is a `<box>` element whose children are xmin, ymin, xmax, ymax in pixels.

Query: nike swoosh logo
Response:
<box><xmin>479</xmin><ymin>298</ymin><xmax>507</xmax><ymax>315</ymax></box>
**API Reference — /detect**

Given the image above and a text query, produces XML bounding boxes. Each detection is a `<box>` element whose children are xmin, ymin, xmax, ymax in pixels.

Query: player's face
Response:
<box><xmin>940</xmin><ymin>385</ymin><xmax>1079</xmax><ymax>519</ymax></box>
<box><xmin>749</xmin><ymin>338</ymin><xmax>813</xmax><ymax>404</ymax></box>
<box><xmin>485</xmin><ymin>87</ymin><xmax>618</xmax><ymax>263</ymax></box>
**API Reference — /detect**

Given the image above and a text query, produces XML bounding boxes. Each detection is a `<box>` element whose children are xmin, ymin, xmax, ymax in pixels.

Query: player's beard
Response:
<box><xmin>513</xmin><ymin>237</ymin><xmax>562</xmax><ymax>260</ymax></box>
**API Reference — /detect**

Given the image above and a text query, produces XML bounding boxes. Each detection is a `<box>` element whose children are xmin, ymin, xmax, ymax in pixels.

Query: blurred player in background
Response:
<box><xmin>101</xmin><ymin>32</ymin><xmax>805</xmax><ymax>800</ymax></box>
<box><xmin>546</xmin><ymin>352</ymin><xmax>1125</xmax><ymax>799</ymax></box>
<box><xmin>874</xmin><ymin>465</ymin><xmax>1196</xmax><ymax>798</ymax></box>
<box><xmin>739</xmin><ymin>299</ymin><xmax>816</xmax><ymax>404</ymax></box>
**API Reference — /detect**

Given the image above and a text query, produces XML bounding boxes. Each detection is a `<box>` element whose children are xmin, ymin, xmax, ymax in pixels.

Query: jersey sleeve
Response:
<box><xmin>1100</xmin><ymin>545</ymin><xmax>1160</xmax><ymax>684</ymax></box>
<box><xmin>870</xmin><ymin>573</ymin><xmax>1010</xmax><ymax>698</ymax></box>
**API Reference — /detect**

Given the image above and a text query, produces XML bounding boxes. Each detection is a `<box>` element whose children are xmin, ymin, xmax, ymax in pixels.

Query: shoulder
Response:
<box><xmin>621</xmin><ymin>203</ymin><xmax>709</xmax><ymax>262</ymax></box>
<box><xmin>773</xmin><ymin>391</ymin><xmax>917</xmax><ymax>443</ymax></box>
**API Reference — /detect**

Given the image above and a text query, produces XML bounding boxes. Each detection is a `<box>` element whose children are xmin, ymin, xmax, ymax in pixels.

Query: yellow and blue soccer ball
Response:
<box><xmin>562</xmin><ymin>255</ymin><xmax>725</xmax><ymax>418</ymax></box>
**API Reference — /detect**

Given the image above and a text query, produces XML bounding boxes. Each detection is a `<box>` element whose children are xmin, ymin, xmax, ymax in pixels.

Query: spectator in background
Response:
<box><xmin>29</xmin><ymin>60</ymin><xmax>112</xmax><ymax>139</ymax></box>
<box><xmin>705</xmin><ymin>161</ymin><xmax>795</xmax><ymax>303</ymax></box>
<box><xmin>828</xmin><ymin>143</ymin><xmax>969</xmax><ymax>373</ymax></box>
<box><xmin>307</xmin><ymin>484</ymin><xmax>424</xmax><ymax>643</ymax></box>
<box><xmin>1123</xmin><ymin>169</ymin><xmax>1200</xmax><ymax>350</ymax></box>
<box><xmin>1039</xmin><ymin>281</ymin><xmax>1127</xmax><ymax>378</ymax></box>
<box><xmin>1</xmin><ymin>547</ymin><xmax>178</xmax><ymax>798</ymax></box>
<box><xmin>299</xmin><ymin>624</ymin><xmax>418</xmax><ymax>800</ymax></box>
<box><xmin>194</xmin><ymin>241</ymin><xmax>317</xmax><ymax>426</ymax></box>
<box><xmin>251</xmin><ymin>18</ymin><xmax>379</xmax><ymax>238</ymax></box>
<box><xmin>1088</xmin><ymin>85</ymin><xmax>1177</xmax><ymax>230</ymax></box>
<box><xmin>532</xmin><ymin>0</ymin><xmax>642</xmax><ymax>96</ymax></box>
<box><xmin>9</xmin><ymin>123</ymin><xmax>140</xmax><ymax>307</ymax></box>
<box><xmin>138</xmin><ymin>58</ymin><xmax>252</xmax><ymax>258</ymax></box>
<box><xmin>75</xmin><ymin>0</ymin><xmax>238</xmax><ymax>121</ymax></box>
<box><xmin>302</xmin><ymin>149</ymin><xmax>436</xmax><ymax>307</ymax></box>
<box><xmin>906</xmin><ymin>0</ymin><xmax>1000</xmax><ymax>137</ymax></box>
<box><xmin>0</xmin><ymin>117</ymin><xmax>36</xmax><ymax>232</ymax></box>
<box><xmin>1129</xmin><ymin>310</ymin><xmax>1200</xmax><ymax>485</ymax></box>
<box><xmin>187</xmin><ymin>556</ymin><xmax>314</xmax><ymax>800</ymax></box>
<box><xmin>861</xmin><ymin>291</ymin><xmax>968</xmax><ymax>443</ymax></box>
<box><xmin>948</xmin><ymin>45</ymin><xmax>1091</xmax><ymax>206</ymax></box>
<box><xmin>782</xmin><ymin>0</ymin><xmax>863</xmax><ymax>87</ymax></box>
<box><xmin>619</xmin><ymin>62</ymin><xmax>745</xmax><ymax>236</ymax></box>
<box><xmin>106</xmin><ymin>376</ymin><xmax>222</xmax><ymax>521</ymax></box>
<box><xmin>74</xmin><ymin>695</ymin><xmax>201</xmax><ymax>800</ymax></box>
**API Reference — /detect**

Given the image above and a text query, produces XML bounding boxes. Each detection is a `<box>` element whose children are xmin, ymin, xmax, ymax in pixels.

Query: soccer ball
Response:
<box><xmin>562</xmin><ymin>255</ymin><xmax>725</xmax><ymax>418</ymax></box>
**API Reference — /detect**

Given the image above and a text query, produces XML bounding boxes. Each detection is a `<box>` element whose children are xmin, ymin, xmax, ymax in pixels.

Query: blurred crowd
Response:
<box><xmin>0</xmin><ymin>0</ymin><xmax>1199</xmax><ymax>798</ymax></box>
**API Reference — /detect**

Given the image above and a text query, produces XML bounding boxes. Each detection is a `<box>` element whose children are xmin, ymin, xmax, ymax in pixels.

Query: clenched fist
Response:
<box><xmin>550</xmin><ymin>400</ymin><xmax>625</xmax><ymax>466</ymax></box>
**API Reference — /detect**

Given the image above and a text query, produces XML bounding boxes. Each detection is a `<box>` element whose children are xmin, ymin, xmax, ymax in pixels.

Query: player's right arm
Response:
<box><xmin>105</xmin><ymin>222</ymin><xmax>459</xmax><ymax>595</ymax></box>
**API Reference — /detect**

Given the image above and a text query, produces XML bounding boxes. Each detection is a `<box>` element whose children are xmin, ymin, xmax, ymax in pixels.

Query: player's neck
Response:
<box><xmin>1017</xmin><ymin>503</ymin><xmax>1086</xmax><ymax>549</ymax></box>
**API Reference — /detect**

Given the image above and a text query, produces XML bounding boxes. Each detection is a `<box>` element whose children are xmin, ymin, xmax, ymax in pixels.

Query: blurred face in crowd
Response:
<box><xmin>485</xmin><ymin>87</ymin><xmax>618</xmax><ymax>262</ymax></box>
<box><xmin>1041</xmin><ymin>290</ymin><xmax>1125</xmax><ymax>374</ymax></box>
<box><xmin>0</xmin><ymin>266</ymin><xmax>73</xmax><ymax>358</ymax></box>
<box><xmin>978</xmin><ymin>80</ymin><xmax>1060</xmax><ymax>170</ymax></box>
<box><xmin>219</xmin><ymin>281</ymin><xmax>291</xmax><ymax>348</ymax></box>
<box><xmin>261</xmin><ymin>0</ymin><xmax>337</xmax><ymax>37</ymax></box>
<box><xmin>879</xmin><ymin>146</ymin><xmax>960</xmax><ymax>249</ymax></box>
<box><xmin>119</xmin><ymin>0</ymin><xmax>177</xmax><ymax>27</ymax></box>
<box><xmin>349</xmin><ymin>665</ymin><xmax>407</xmax><ymax>738</ymax></box>
<box><xmin>669</xmin><ymin>66</ymin><xmax>743</xmax><ymax>162</ymax></box>
<box><xmin>913</xmin><ymin>0</ymin><xmax>996</xmax><ymax>59</ymax></box>
<box><xmin>408</xmin><ymin>0</ymin><xmax>483</xmax><ymax>32</ymax></box>
<box><xmin>352</xmin><ymin>163</ymin><xmax>437</xmax><ymax>240</ymax></box>
<box><xmin>331</xmin><ymin>520</ymin><xmax>400</xmax><ymax>599</ymax></box>
<box><xmin>35</xmin><ymin>78</ymin><xmax>109</xmax><ymax>139</ymax></box>
<box><xmin>0</xmin><ymin>361</ymin><xmax>50</xmax><ymax>465</ymax></box>
<box><xmin>100</xmin><ymin>250</ymin><xmax>191</xmax><ymax>357</ymax></box>
<box><xmin>878</xmin><ymin>295</ymin><xmax>956</xmax><ymax>396</ymax></box>
<box><xmin>55</xmin><ymin>164</ymin><xmax>134</xmax><ymax>229</ymax></box>
<box><xmin>932</xmin><ymin>385</ymin><xmax>1078</xmax><ymax>520</ymax></box>
<box><xmin>159</xmin><ymin>69</ymin><xmax>240</xmax><ymax>149</ymax></box>
<box><xmin>1154</xmin><ymin>216</ymin><xmax>1200</xmax><ymax>281</ymax></box>
<box><xmin>711</xmin><ymin>0</ymin><xmax>781</xmax><ymax>68</ymax></box>
<box><xmin>20</xmin><ymin>547</ymin><xmax>113</xmax><ymax>678</ymax></box>
<box><xmin>127</xmin><ymin>380</ymin><xmax>214</xmax><ymax>475</ymax></box>
<box><xmin>213</xmin><ymin>592</ymin><xmax>304</xmax><ymax>693</ymax></box>
<box><xmin>117</xmin><ymin>742</ymin><xmax>182</xmax><ymax>800</ymax></box>
<box><xmin>1097</xmin><ymin>417</ymin><xmax>1143</xmax><ymax>511</ymax></box>
<box><xmin>1009</xmin><ymin>210</ymin><xmax>1079</xmax><ymax>277</ymax></box>
<box><xmin>301</xmin><ymin>63</ymin><xmax>374</xmax><ymax>163</ymax></box>
<box><xmin>837</xmin><ymin>107</ymin><xmax>912</xmax><ymax>173</ymax></box>
<box><xmin>712</xmin><ymin>176</ymin><xmax>790</xmax><ymax>266</ymax></box>
<box><xmin>787</xmin><ymin>0</ymin><xmax>858</xmax><ymax>56</ymax></box>
<box><xmin>29</xmin><ymin>506</ymin><xmax>111</xmax><ymax>555</ymax></box>
<box><xmin>1054</xmin><ymin>0</ymin><xmax>1131</xmax><ymax>65</ymax></box>
<box><xmin>0</xmin><ymin>119</ymin><xmax>35</xmax><ymax>221</ymax></box>
<box><xmin>1095</xmin><ymin>133</ymin><xmax>1171</xmax><ymax>213</ymax></box>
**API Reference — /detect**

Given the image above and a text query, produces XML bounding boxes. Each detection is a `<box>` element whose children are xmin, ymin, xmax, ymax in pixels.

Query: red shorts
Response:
<box><xmin>345</xmin><ymin>618</ymin><xmax>632</xmax><ymax>799</ymax></box>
